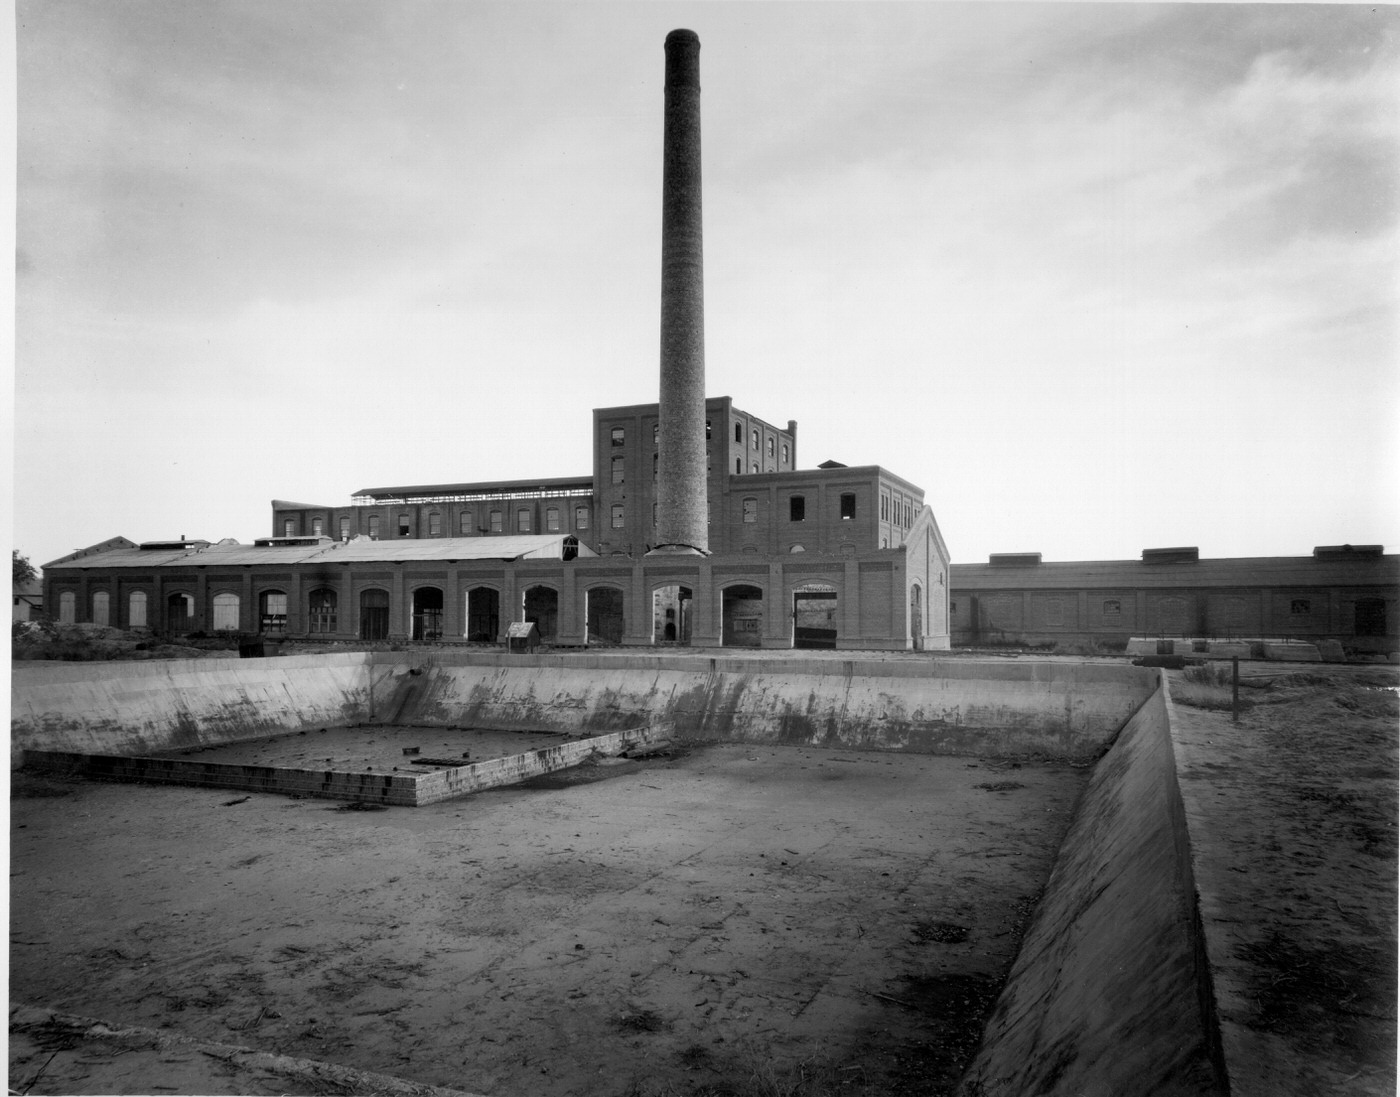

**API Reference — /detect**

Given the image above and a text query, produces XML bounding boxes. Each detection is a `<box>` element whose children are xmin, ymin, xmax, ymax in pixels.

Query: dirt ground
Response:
<box><xmin>1167</xmin><ymin>663</ymin><xmax>1398</xmax><ymax>1097</ymax></box>
<box><xmin>9</xmin><ymin>741</ymin><xmax>1087</xmax><ymax>1097</ymax></box>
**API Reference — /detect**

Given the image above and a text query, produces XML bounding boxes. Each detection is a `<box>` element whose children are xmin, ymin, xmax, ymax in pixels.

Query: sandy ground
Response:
<box><xmin>1166</xmin><ymin>664</ymin><xmax>1398</xmax><ymax>1097</ymax></box>
<box><xmin>9</xmin><ymin>742</ymin><xmax>1086</xmax><ymax>1097</ymax></box>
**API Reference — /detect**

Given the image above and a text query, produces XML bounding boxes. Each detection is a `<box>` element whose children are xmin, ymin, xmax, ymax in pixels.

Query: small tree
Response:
<box><xmin>13</xmin><ymin>549</ymin><xmax>37</xmax><ymax>590</ymax></box>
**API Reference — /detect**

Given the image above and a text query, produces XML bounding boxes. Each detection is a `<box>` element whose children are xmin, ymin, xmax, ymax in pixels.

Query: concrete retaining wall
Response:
<box><xmin>11</xmin><ymin>653</ymin><xmax>1158</xmax><ymax>767</ymax></box>
<box><xmin>9</xmin><ymin>654</ymin><xmax>404</xmax><ymax>767</ymax></box>
<box><xmin>957</xmin><ymin>682</ymin><xmax>1227</xmax><ymax>1096</ymax></box>
<box><xmin>388</xmin><ymin>653</ymin><xmax>1157</xmax><ymax>761</ymax></box>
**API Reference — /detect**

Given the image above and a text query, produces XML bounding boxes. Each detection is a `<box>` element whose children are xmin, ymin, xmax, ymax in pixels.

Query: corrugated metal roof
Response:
<box><xmin>314</xmin><ymin>535</ymin><xmax>596</xmax><ymax>562</ymax></box>
<box><xmin>47</xmin><ymin>535</ymin><xmax>596</xmax><ymax>571</ymax></box>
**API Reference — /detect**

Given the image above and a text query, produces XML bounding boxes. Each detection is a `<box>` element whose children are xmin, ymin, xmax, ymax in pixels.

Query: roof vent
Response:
<box><xmin>988</xmin><ymin>553</ymin><xmax>1042</xmax><ymax>567</ymax></box>
<box><xmin>1312</xmin><ymin>544</ymin><xmax>1383</xmax><ymax>559</ymax></box>
<box><xmin>1142</xmin><ymin>546</ymin><xmax>1199</xmax><ymax>564</ymax></box>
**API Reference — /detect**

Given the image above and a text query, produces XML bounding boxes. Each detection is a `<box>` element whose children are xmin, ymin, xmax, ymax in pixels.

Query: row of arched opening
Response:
<box><xmin>57</xmin><ymin>581</ymin><xmax>927</xmax><ymax>646</ymax></box>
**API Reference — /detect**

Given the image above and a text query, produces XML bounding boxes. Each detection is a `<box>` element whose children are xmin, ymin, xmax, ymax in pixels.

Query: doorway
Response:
<box><xmin>722</xmin><ymin>585</ymin><xmax>764</xmax><ymax>648</ymax></box>
<box><xmin>360</xmin><ymin>588</ymin><xmax>390</xmax><ymax>641</ymax></box>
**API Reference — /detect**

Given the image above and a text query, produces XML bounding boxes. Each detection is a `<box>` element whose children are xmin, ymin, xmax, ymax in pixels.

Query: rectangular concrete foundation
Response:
<box><xmin>22</xmin><ymin>724</ymin><xmax>664</xmax><ymax>806</ymax></box>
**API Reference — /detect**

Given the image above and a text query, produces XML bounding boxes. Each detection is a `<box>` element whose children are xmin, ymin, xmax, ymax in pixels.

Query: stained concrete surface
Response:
<box><xmin>9</xmin><ymin>742</ymin><xmax>1087</xmax><ymax>1096</ymax></box>
<box><xmin>167</xmin><ymin>724</ymin><xmax>574</xmax><ymax>777</ymax></box>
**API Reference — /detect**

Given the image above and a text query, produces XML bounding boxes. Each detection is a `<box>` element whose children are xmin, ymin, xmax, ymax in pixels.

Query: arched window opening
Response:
<box><xmin>92</xmin><ymin>591</ymin><xmax>110</xmax><ymax>627</ymax></box>
<box><xmin>128</xmin><ymin>590</ymin><xmax>148</xmax><ymax>628</ymax></box>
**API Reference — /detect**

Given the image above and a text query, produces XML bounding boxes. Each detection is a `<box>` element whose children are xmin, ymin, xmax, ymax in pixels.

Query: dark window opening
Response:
<box><xmin>840</xmin><ymin>493</ymin><xmax>856</xmax><ymax>520</ymax></box>
<box><xmin>789</xmin><ymin>495</ymin><xmax>805</xmax><ymax>522</ymax></box>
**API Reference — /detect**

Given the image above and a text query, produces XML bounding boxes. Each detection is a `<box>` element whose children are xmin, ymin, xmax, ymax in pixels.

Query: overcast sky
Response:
<box><xmin>13</xmin><ymin>1</ymin><xmax>1399</xmax><ymax>570</ymax></box>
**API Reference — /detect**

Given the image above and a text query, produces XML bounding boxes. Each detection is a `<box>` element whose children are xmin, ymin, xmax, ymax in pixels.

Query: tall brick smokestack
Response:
<box><xmin>652</xmin><ymin>28</ymin><xmax>708</xmax><ymax>555</ymax></box>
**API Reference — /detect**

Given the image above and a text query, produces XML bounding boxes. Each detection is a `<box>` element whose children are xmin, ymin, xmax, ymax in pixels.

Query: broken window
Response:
<box><xmin>751</xmin><ymin>429</ymin><xmax>759</xmax><ymax>450</ymax></box>
<box><xmin>428</xmin><ymin>512</ymin><xmax>442</xmax><ymax>536</ymax></box>
<box><xmin>840</xmin><ymin>493</ymin><xmax>856</xmax><ymax>520</ymax></box>
<box><xmin>368</xmin><ymin>514</ymin><xmax>380</xmax><ymax>539</ymax></box>
<box><xmin>398</xmin><ymin>514</ymin><xmax>411</xmax><ymax>537</ymax></box>
<box><xmin>1103</xmin><ymin>599</ymin><xmax>1122</xmax><ymax>623</ymax></box>
<box><xmin>751</xmin><ymin>462</ymin><xmax>758</xmax><ymax>474</ymax></box>
<box><xmin>546</xmin><ymin>507</ymin><xmax>560</xmax><ymax>532</ymax></box>
<box><xmin>1290</xmin><ymin>598</ymin><xmax>1311</xmax><ymax>616</ymax></box>
<box><xmin>611</xmin><ymin>426</ymin><xmax>625</xmax><ymax>447</ymax></box>
<box><xmin>789</xmin><ymin>495</ymin><xmax>805</xmax><ymax>522</ymax></box>
<box><xmin>311</xmin><ymin>518</ymin><xmax>323</xmax><ymax>536</ymax></box>
<box><xmin>339</xmin><ymin>516</ymin><xmax>351</xmax><ymax>540</ymax></box>
<box><xmin>490</xmin><ymin>510</ymin><xmax>503</xmax><ymax>533</ymax></box>
<box><xmin>735</xmin><ymin>458</ymin><xmax>742</xmax><ymax>474</ymax></box>
<box><xmin>260</xmin><ymin>591</ymin><xmax>288</xmax><ymax>634</ymax></box>
<box><xmin>742</xmin><ymin>497</ymin><xmax>757</xmax><ymax>523</ymax></box>
<box><xmin>734</xmin><ymin>422</ymin><xmax>742</xmax><ymax>443</ymax></box>
<box><xmin>767</xmin><ymin>437</ymin><xmax>775</xmax><ymax>457</ymax></box>
<box><xmin>575</xmin><ymin>506</ymin><xmax>589</xmax><ymax>531</ymax></box>
<box><xmin>611</xmin><ymin>504</ymin><xmax>625</xmax><ymax>529</ymax></box>
<box><xmin>612</xmin><ymin>456</ymin><xmax>625</xmax><ymax>484</ymax></box>
<box><xmin>705</xmin><ymin>419</ymin><xmax>712</xmax><ymax>440</ymax></box>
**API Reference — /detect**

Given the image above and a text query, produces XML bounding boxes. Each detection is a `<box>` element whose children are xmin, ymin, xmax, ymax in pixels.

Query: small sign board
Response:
<box><xmin>507</xmin><ymin>622</ymin><xmax>538</xmax><ymax>639</ymax></box>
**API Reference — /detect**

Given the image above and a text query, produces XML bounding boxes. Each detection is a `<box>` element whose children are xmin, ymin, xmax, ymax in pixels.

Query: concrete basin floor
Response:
<box><xmin>162</xmin><ymin>724</ymin><xmax>574</xmax><ymax>777</ymax></box>
<box><xmin>9</xmin><ymin>742</ymin><xmax>1087</xmax><ymax>1097</ymax></box>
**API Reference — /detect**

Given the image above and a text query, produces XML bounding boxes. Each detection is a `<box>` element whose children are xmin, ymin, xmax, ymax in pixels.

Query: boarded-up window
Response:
<box><xmin>212</xmin><ymin>592</ymin><xmax>240</xmax><ymax>631</ymax></box>
<box><xmin>58</xmin><ymin>591</ymin><xmax>76</xmax><ymax>624</ymax></box>
<box><xmin>742</xmin><ymin>498</ymin><xmax>757</xmax><ymax>523</ymax></box>
<box><xmin>129</xmin><ymin>591</ymin><xmax>147</xmax><ymax>628</ymax></box>
<box><xmin>92</xmin><ymin>591</ymin><xmax>110</xmax><ymax>626</ymax></box>
<box><xmin>611</xmin><ymin>504</ymin><xmax>625</xmax><ymax>528</ymax></box>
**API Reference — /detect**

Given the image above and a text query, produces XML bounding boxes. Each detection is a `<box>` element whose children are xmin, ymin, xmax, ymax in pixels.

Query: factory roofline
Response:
<box><xmin>43</xmin><ymin>534</ymin><xmax>596</xmax><ymax>571</ymax></box>
<box><xmin>346</xmin><ymin>475</ymin><xmax>594</xmax><ymax>501</ymax></box>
